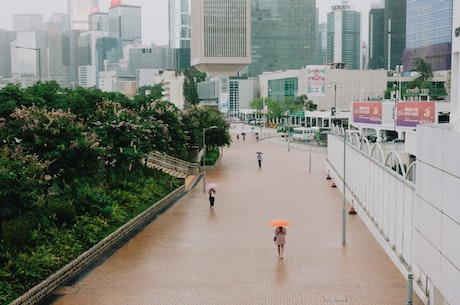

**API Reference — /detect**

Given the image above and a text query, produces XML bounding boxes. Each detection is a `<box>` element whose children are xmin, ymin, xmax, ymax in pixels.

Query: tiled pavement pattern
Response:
<box><xmin>51</xmin><ymin>127</ymin><xmax>423</xmax><ymax>305</ymax></box>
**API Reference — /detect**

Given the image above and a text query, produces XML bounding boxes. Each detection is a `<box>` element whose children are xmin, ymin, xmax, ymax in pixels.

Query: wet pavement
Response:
<box><xmin>50</xmin><ymin>126</ymin><xmax>423</xmax><ymax>305</ymax></box>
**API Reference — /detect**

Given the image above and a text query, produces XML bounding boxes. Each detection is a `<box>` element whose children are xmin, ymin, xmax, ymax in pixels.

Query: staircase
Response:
<box><xmin>147</xmin><ymin>151</ymin><xmax>199</xmax><ymax>179</ymax></box>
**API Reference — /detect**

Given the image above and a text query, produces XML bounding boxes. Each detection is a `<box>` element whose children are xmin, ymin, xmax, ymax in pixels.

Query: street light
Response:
<box><xmin>202</xmin><ymin>126</ymin><xmax>218</xmax><ymax>193</ymax></box>
<box><xmin>328</xmin><ymin>82</ymin><xmax>342</xmax><ymax>127</ymax></box>
<box><xmin>14</xmin><ymin>45</ymin><xmax>41</xmax><ymax>82</ymax></box>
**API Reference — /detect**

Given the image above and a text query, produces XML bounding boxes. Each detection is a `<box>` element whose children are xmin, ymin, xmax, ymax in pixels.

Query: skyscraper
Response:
<box><xmin>109</xmin><ymin>3</ymin><xmax>142</xmax><ymax>46</ymax></box>
<box><xmin>191</xmin><ymin>0</ymin><xmax>251</xmax><ymax>76</ymax></box>
<box><xmin>169</xmin><ymin>0</ymin><xmax>191</xmax><ymax>49</ymax></box>
<box><xmin>327</xmin><ymin>2</ymin><xmax>361</xmax><ymax>70</ymax></box>
<box><xmin>47</xmin><ymin>14</ymin><xmax>70</xmax><ymax>84</ymax></box>
<box><xmin>68</xmin><ymin>0</ymin><xmax>99</xmax><ymax>31</ymax></box>
<box><xmin>383</xmin><ymin>0</ymin><xmax>405</xmax><ymax>70</ymax></box>
<box><xmin>11</xmin><ymin>14</ymin><xmax>48</xmax><ymax>80</ymax></box>
<box><xmin>368</xmin><ymin>5</ymin><xmax>384</xmax><ymax>69</ymax></box>
<box><xmin>246</xmin><ymin>0</ymin><xmax>317</xmax><ymax>77</ymax></box>
<box><xmin>403</xmin><ymin>0</ymin><xmax>452</xmax><ymax>71</ymax></box>
<box><xmin>0</xmin><ymin>30</ymin><xmax>15</xmax><ymax>78</ymax></box>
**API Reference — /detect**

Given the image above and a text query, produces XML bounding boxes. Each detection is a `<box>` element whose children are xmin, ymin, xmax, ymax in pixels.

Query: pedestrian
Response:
<box><xmin>208</xmin><ymin>187</ymin><xmax>216</xmax><ymax>209</ymax></box>
<box><xmin>242</xmin><ymin>133</ymin><xmax>246</xmax><ymax>142</ymax></box>
<box><xmin>236</xmin><ymin>134</ymin><xmax>240</xmax><ymax>142</ymax></box>
<box><xmin>257</xmin><ymin>153</ymin><xmax>263</xmax><ymax>168</ymax></box>
<box><xmin>255</xmin><ymin>132</ymin><xmax>259</xmax><ymax>141</ymax></box>
<box><xmin>274</xmin><ymin>226</ymin><xmax>287</xmax><ymax>259</ymax></box>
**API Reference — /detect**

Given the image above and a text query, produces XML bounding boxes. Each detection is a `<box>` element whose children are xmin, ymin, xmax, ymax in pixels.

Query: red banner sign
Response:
<box><xmin>353</xmin><ymin>102</ymin><xmax>382</xmax><ymax>124</ymax></box>
<box><xmin>396</xmin><ymin>102</ymin><xmax>435</xmax><ymax>127</ymax></box>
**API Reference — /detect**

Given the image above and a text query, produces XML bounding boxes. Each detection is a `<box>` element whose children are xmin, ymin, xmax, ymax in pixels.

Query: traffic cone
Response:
<box><xmin>331</xmin><ymin>181</ymin><xmax>337</xmax><ymax>188</ymax></box>
<box><xmin>326</xmin><ymin>171</ymin><xmax>331</xmax><ymax>180</ymax></box>
<box><xmin>349</xmin><ymin>200</ymin><xmax>357</xmax><ymax>214</ymax></box>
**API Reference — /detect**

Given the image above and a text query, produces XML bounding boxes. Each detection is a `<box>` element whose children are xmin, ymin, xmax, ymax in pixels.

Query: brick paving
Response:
<box><xmin>50</xmin><ymin>127</ymin><xmax>423</xmax><ymax>305</ymax></box>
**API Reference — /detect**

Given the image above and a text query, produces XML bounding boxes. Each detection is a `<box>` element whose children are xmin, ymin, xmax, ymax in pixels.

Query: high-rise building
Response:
<box><xmin>68</xmin><ymin>0</ymin><xmax>99</xmax><ymax>85</ymax></box>
<box><xmin>327</xmin><ymin>2</ymin><xmax>361</xmax><ymax>70</ymax></box>
<box><xmin>383</xmin><ymin>0</ymin><xmax>405</xmax><ymax>71</ymax></box>
<box><xmin>0</xmin><ymin>30</ymin><xmax>15</xmax><ymax>78</ymax></box>
<box><xmin>68</xmin><ymin>0</ymin><xmax>99</xmax><ymax>31</ymax></box>
<box><xmin>403</xmin><ymin>0</ymin><xmax>452</xmax><ymax>72</ymax></box>
<box><xmin>169</xmin><ymin>0</ymin><xmax>191</xmax><ymax>49</ymax></box>
<box><xmin>11</xmin><ymin>14</ymin><xmax>48</xmax><ymax>80</ymax></box>
<box><xmin>246</xmin><ymin>0</ymin><xmax>317</xmax><ymax>77</ymax></box>
<box><xmin>89</xmin><ymin>12</ymin><xmax>109</xmax><ymax>33</ymax></box>
<box><xmin>191</xmin><ymin>0</ymin><xmax>251</xmax><ymax>76</ymax></box>
<box><xmin>317</xmin><ymin>23</ymin><xmax>328</xmax><ymax>65</ymax></box>
<box><xmin>368</xmin><ymin>6</ymin><xmax>384</xmax><ymax>69</ymax></box>
<box><xmin>47</xmin><ymin>14</ymin><xmax>70</xmax><ymax>84</ymax></box>
<box><xmin>108</xmin><ymin>3</ymin><xmax>142</xmax><ymax>46</ymax></box>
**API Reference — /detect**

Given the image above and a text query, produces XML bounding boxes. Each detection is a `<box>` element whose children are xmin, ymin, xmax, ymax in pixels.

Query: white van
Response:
<box><xmin>292</xmin><ymin>127</ymin><xmax>312</xmax><ymax>141</ymax></box>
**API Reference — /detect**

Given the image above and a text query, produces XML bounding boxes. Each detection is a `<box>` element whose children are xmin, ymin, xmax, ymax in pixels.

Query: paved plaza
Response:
<box><xmin>50</xmin><ymin>126</ymin><xmax>423</xmax><ymax>305</ymax></box>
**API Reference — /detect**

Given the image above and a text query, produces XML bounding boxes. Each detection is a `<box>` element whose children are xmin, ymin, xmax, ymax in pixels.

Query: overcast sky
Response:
<box><xmin>0</xmin><ymin>0</ymin><xmax>374</xmax><ymax>46</ymax></box>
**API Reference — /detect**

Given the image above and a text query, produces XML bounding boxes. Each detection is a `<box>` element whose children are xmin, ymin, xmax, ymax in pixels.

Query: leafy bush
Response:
<box><xmin>2</xmin><ymin>213</ymin><xmax>39</xmax><ymax>249</ymax></box>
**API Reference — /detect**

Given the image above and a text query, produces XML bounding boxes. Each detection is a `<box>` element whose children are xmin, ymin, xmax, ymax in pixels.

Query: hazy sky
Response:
<box><xmin>0</xmin><ymin>0</ymin><xmax>374</xmax><ymax>46</ymax></box>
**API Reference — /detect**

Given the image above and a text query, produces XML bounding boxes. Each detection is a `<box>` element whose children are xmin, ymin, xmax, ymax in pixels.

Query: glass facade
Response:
<box><xmin>404</xmin><ymin>0</ymin><xmax>452</xmax><ymax>71</ymax></box>
<box><xmin>169</xmin><ymin>0</ymin><xmax>191</xmax><ymax>49</ymax></box>
<box><xmin>246</xmin><ymin>0</ymin><xmax>317</xmax><ymax>77</ymax></box>
<box><xmin>327</xmin><ymin>5</ymin><xmax>361</xmax><ymax>70</ymax></box>
<box><xmin>384</xmin><ymin>0</ymin><xmax>406</xmax><ymax>70</ymax></box>
<box><xmin>109</xmin><ymin>5</ymin><xmax>142</xmax><ymax>46</ymax></box>
<box><xmin>268</xmin><ymin>78</ymin><xmax>298</xmax><ymax>99</ymax></box>
<box><xmin>368</xmin><ymin>8</ymin><xmax>385</xmax><ymax>69</ymax></box>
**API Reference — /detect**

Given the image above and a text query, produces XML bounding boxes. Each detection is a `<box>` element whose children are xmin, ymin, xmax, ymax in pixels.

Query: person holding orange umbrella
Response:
<box><xmin>270</xmin><ymin>219</ymin><xmax>288</xmax><ymax>259</ymax></box>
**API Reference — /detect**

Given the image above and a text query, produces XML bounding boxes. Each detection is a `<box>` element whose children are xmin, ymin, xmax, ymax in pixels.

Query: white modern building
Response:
<box><xmin>169</xmin><ymin>0</ymin><xmax>191</xmax><ymax>49</ymax></box>
<box><xmin>191</xmin><ymin>0</ymin><xmax>251</xmax><ymax>76</ymax></box>
<box><xmin>68</xmin><ymin>0</ymin><xmax>99</xmax><ymax>31</ymax></box>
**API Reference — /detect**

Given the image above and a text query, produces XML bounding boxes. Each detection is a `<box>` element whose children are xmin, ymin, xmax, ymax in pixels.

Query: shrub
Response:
<box><xmin>2</xmin><ymin>213</ymin><xmax>39</xmax><ymax>249</ymax></box>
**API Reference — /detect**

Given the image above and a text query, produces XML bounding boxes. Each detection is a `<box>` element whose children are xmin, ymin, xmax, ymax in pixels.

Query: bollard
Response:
<box><xmin>407</xmin><ymin>273</ymin><xmax>413</xmax><ymax>305</ymax></box>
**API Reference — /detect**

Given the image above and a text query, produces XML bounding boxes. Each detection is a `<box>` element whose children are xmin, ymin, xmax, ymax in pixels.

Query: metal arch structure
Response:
<box><xmin>359</xmin><ymin>137</ymin><xmax>372</xmax><ymax>155</ymax></box>
<box><xmin>370</xmin><ymin>143</ymin><xmax>385</xmax><ymax>164</ymax></box>
<box><xmin>404</xmin><ymin>161</ymin><xmax>417</xmax><ymax>183</ymax></box>
<box><xmin>384</xmin><ymin>150</ymin><xmax>407</xmax><ymax>177</ymax></box>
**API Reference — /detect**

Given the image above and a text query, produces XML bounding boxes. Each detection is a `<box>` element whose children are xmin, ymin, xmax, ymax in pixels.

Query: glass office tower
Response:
<box><xmin>169</xmin><ymin>0</ymin><xmax>191</xmax><ymax>49</ymax></box>
<box><xmin>368</xmin><ymin>7</ymin><xmax>384</xmax><ymax>69</ymax></box>
<box><xmin>327</xmin><ymin>3</ymin><xmax>361</xmax><ymax>70</ymax></box>
<box><xmin>109</xmin><ymin>4</ymin><xmax>142</xmax><ymax>46</ymax></box>
<box><xmin>384</xmin><ymin>0</ymin><xmax>405</xmax><ymax>70</ymax></box>
<box><xmin>246</xmin><ymin>0</ymin><xmax>317</xmax><ymax>77</ymax></box>
<box><xmin>404</xmin><ymin>0</ymin><xmax>452</xmax><ymax>71</ymax></box>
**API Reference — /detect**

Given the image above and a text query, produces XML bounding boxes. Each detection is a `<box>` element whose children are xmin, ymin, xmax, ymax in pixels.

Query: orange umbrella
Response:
<box><xmin>269</xmin><ymin>219</ymin><xmax>289</xmax><ymax>227</ymax></box>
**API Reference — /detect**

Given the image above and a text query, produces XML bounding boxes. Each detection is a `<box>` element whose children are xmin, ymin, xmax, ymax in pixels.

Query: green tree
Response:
<box><xmin>0</xmin><ymin>147</ymin><xmax>47</xmax><ymax>240</ymax></box>
<box><xmin>412</xmin><ymin>58</ymin><xmax>433</xmax><ymax>83</ymax></box>
<box><xmin>183</xmin><ymin>72</ymin><xmax>199</xmax><ymax>108</ymax></box>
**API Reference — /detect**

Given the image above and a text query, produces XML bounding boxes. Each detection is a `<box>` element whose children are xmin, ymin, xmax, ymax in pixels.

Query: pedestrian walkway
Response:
<box><xmin>50</xmin><ymin>130</ymin><xmax>422</xmax><ymax>305</ymax></box>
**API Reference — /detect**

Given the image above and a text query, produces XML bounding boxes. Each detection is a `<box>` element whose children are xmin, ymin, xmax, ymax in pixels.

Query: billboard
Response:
<box><xmin>353</xmin><ymin>102</ymin><xmax>382</xmax><ymax>124</ymax></box>
<box><xmin>307</xmin><ymin>67</ymin><xmax>326</xmax><ymax>96</ymax></box>
<box><xmin>396</xmin><ymin>102</ymin><xmax>435</xmax><ymax>127</ymax></box>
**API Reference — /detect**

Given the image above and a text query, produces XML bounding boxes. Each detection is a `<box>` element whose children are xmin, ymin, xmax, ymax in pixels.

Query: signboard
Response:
<box><xmin>396</xmin><ymin>102</ymin><xmax>435</xmax><ymax>127</ymax></box>
<box><xmin>353</xmin><ymin>102</ymin><xmax>382</xmax><ymax>124</ymax></box>
<box><xmin>307</xmin><ymin>67</ymin><xmax>326</xmax><ymax>96</ymax></box>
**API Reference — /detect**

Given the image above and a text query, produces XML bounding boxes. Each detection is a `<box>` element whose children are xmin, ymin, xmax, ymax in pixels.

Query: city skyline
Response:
<box><xmin>0</xmin><ymin>0</ymin><xmax>373</xmax><ymax>46</ymax></box>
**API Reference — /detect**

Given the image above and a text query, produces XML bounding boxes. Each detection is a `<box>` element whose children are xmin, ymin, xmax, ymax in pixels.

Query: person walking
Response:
<box><xmin>274</xmin><ymin>226</ymin><xmax>287</xmax><ymax>259</ymax></box>
<box><xmin>208</xmin><ymin>187</ymin><xmax>216</xmax><ymax>209</ymax></box>
<box><xmin>236</xmin><ymin>134</ymin><xmax>240</xmax><ymax>142</ymax></box>
<box><xmin>257</xmin><ymin>153</ymin><xmax>263</xmax><ymax>168</ymax></box>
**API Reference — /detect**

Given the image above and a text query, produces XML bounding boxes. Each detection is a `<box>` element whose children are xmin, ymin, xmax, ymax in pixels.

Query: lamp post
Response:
<box><xmin>328</xmin><ymin>81</ymin><xmax>343</xmax><ymax>128</ymax></box>
<box><xmin>202</xmin><ymin>126</ymin><xmax>218</xmax><ymax>193</ymax></box>
<box><xmin>342</xmin><ymin>130</ymin><xmax>347</xmax><ymax>245</ymax></box>
<box><xmin>14</xmin><ymin>45</ymin><xmax>41</xmax><ymax>82</ymax></box>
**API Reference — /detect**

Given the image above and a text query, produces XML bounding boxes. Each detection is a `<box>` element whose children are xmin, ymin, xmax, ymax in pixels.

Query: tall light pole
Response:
<box><xmin>328</xmin><ymin>81</ymin><xmax>342</xmax><ymax>127</ymax></box>
<box><xmin>202</xmin><ymin>126</ymin><xmax>218</xmax><ymax>193</ymax></box>
<box><xmin>14</xmin><ymin>45</ymin><xmax>41</xmax><ymax>82</ymax></box>
<box><xmin>342</xmin><ymin>130</ymin><xmax>347</xmax><ymax>245</ymax></box>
